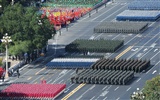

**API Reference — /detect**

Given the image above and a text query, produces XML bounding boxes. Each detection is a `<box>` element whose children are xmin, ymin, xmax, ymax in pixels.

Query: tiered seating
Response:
<box><xmin>46</xmin><ymin>58</ymin><xmax>99</xmax><ymax>68</ymax></box>
<box><xmin>91</xmin><ymin>58</ymin><xmax>150</xmax><ymax>72</ymax></box>
<box><xmin>71</xmin><ymin>69</ymin><xmax>134</xmax><ymax>85</ymax></box>
<box><xmin>116</xmin><ymin>10</ymin><xmax>160</xmax><ymax>21</ymax></box>
<box><xmin>94</xmin><ymin>22</ymin><xmax>148</xmax><ymax>34</ymax></box>
<box><xmin>65</xmin><ymin>39</ymin><xmax>124</xmax><ymax>53</ymax></box>
<box><xmin>0</xmin><ymin>83</ymin><xmax>66</xmax><ymax>100</ymax></box>
<box><xmin>128</xmin><ymin>1</ymin><xmax>160</xmax><ymax>10</ymax></box>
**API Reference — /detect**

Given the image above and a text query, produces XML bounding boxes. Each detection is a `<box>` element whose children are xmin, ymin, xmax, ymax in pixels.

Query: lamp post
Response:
<box><xmin>1</xmin><ymin>33</ymin><xmax>12</xmax><ymax>81</ymax></box>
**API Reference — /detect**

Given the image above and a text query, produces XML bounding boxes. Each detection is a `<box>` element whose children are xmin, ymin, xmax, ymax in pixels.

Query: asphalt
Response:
<box><xmin>0</xmin><ymin>0</ymin><xmax>160</xmax><ymax>100</ymax></box>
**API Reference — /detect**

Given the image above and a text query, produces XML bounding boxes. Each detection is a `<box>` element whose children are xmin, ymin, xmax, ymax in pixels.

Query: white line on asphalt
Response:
<box><xmin>126</xmin><ymin>87</ymin><xmax>131</xmax><ymax>91</ymax></box>
<box><xmin>125</xmin><ymin>24</ymin><xmax>160</xmax><ymax>45</ymax></box>
<box><xmin>149</xmin><ymin>22</ymin><xmax>156</xmax><ymax>27</ymax></box>
<box><xmin>138</xmin><ymin>47</ymin><xmax>153</xmax><ymax>60</ymax></box>
<box><xmin>136</xmin><ymin>78</ymin><xmax>141</xmax><ymax>82</ymax></box>
<box><xmin>58</xmin><ymin>79</ymin><xmax>64</xmax><ymax>83</ymax></box>
<box><xmin>116</xmin><ymin>97</ymin><xmax>120</xmax><ymax>100</ymax></box>
<box><xmin>150</xmin><ymin>50</ymin><xmax>160</xmax><ymax>60</ymax></box>
<box><xmin>90</xmin><ymin>4</ymin><xmax>119</xmax><ymax>21</ymax></box>
<box><xmin>31</xmin><ymin>70</ymin><xmax>50</xmax><ymax>83</ymax></box>
<box><xmin>94</xmin><ymin>33</ymin><xmax>104</xmax><ymax>39</ymax></box>
<box><xmin>152</xmin><ymin>70</ymin><xmax>157</xmax><ymax>74</ymax></box>
<box><xmin>90</xmin><ymin>96</ymin><xmax>95</xmax><ymax>100</ymax></box>
<box><xmin>107</xmin><ymin>85</ymin><xmax>112</xmax><ymax>90</ymax></box>
<box><xmin>103</xmin><ymin>96</ymin><xmax>108</xmax><ymax>100</ymax></box>
<box><xmin>102</xmin><ymin>86</ymin><xmax>108</xmax><ymax>90</ymax></box>
<box><xmin>112</xmin><ymin>33</ymin><xmax>121</xmax><ymax>40</ymax></box>
<box><xmin>127</xmin><ymin>32</ymin><xmax>160</xmax><ymax>59</ymax></box>
<box><xmin>81</xmin><ymin>1</ymin><xmax>113</xmax><ymax>21</ymax></box>
<box><xmin>19</xmin><ymin>64</ymin><xmax>28</xmax><ymax>71</ymax></box>
<box><xmin>66</xmin><ymin>84</ymin><xmax>74</xmax><ymax>89</ymax></box>
<box><xmin>70</xmin><ymin>71</ymin><xmax>75</xmax><ymax>75</ymax></box>
<box><xmin>52</xmin><ymin>70</ymin><xmax>71</xmax><ymax>83</ymax></box>
<box><xmin>77</xmin><ymin>85</ymin><xmax>95</xmax><ymax>100</ymax></box>
<box><xmin>100</xmin><ymin>5</ymin><xmax>127</xmax><ymax>22</ymax></box>
<box><xmin>114</xmin><ymin>86</ymin><xmax>119</xmax><ymax>91</ymax></box>
<box><xmin>146</xmin><ymin>61</ymin><xmax>160</xmax><ymax>74</ymax></box>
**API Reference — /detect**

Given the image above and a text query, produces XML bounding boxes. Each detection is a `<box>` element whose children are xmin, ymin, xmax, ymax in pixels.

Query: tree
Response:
<box><xmin>142</xmin><ymin>75</ymin><xmax>160</xmax><ymax>100</ymax></box>
<box><xmin>0</xmin><ymin>3</ymin><xmax>55</xmax><ymax>56</ymax></box>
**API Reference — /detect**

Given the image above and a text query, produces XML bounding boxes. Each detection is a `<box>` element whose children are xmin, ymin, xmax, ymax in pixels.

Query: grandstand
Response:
<box><xmin>116</xmin><ymin>10</ymin><xmax>160</xmax><ymax>21</ymax></box>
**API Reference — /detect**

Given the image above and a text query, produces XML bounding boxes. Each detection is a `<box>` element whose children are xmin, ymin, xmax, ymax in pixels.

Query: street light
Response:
<box><xmin>1</xmin><ymin>33</ymin><xmax>12</xmax><ymax>81</ymax></box>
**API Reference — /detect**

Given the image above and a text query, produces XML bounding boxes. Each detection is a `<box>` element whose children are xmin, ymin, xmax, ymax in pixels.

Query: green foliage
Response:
<box><xmin>0</xmin><ymin>57</ymin><xmax>3</xmax><ymax>66</ymax></box>
<box><xmin>0</xmin><ymin>3</ymin><xmax>55</xmax><ymax>55</ymax></box>
<box><xmin>65</xmin><ymin>39</ymin><xmax>124</xmax><ymax>53</ymax></box>
<box><xmin>43</xmin><ymin>0</ymin><xmax>102</xmax><ymax>7</ymax></box>
<box><xmin>143</xmin><ymin>75</ymin><xmax>160</xmax><ymax>100</ymax></box>
<box><xmin>9</xmin><ymin>41</ymin><xmax>32</xmax><ymax>55</ymax></box>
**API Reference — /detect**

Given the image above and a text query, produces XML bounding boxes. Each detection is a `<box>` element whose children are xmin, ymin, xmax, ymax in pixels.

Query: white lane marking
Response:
<box><xmin>131</xmin><ymin>48</ymin><xmax>139</xmax><ymax>52</ymax></box>
<box><xmin>52</xmin><ymin>70</ymin><xmax>71</xmax><ymax>83</ymax></box>
<box><xmin>112</xmin><ymin>33</ymin><xmax>121</xmax><ymax>40</ymax></box>
<box><xmin>89</xmin><ymin>36</ymin><xmax>95</xmax><ymax>40</ymax></box>
<box><xmin>152</xmin><ymin>70</ymin><xmax>157</xmax><ymax>74</ymax></box>
<box><xmin>143</xmin><ymin>48</ymin><xmax>148</xmax><ymax>52</ymax></box>
<box><xmin>94</xmin><ymin>33</ymin><xmax>104</xmax><ymax>39</ymax></box>
<box><xmin>125</xmin><ymin>24</ymin><xmax>160</xmax><ymax>45</ymax></box>
<box><xmin>136</xmin><ymin>53</ymin><xmax>143</xmax><ymax>58</ymax></box>
<box><xmin>150</xmin><ymin>43</ymin><xmax>157</xmax><ymax>48</ymax></box>
<box><xmin>128</xmin><ymin>32</ymin><xmax>160</xmax><ymax>59</ymax></box>
<box><xmin>77</xmin><ymin>85</ymin><xmax>95</xmax><ymax>100</ymax></box>
<box><xmin>100</xmin><ymin>5</ymin><xmax>127</xmax><ymax>22</ymax></box>
<box><xmin>81</xmin><ymin>1</ymin><xmax>113</xmax><ymax>21</ymax></box>
<box><xmin>149</xmin><ymin>22</ymin><xmax>156</xmax><ymax>27</ymax></box>
<box><xmin>103</xmin><ymin>96</ymin><xmax>108</xmax><ymax>100</ymax></box>
<box><xmin>58</xmin><ymin>79</ymin><xmax>64</xmax><ymax>83</ymax></box>
<box><xmin>114</xmin><ymin>86</ymin><xmax>119</xmax><ymax>91</ymax></box>
<box><xmin>70</xmin><ymin>71</ymin><xmax>75</xmax><ymax>75</ymax></box>
<box><xmin>100</xmin><ymin>91</ymin><xmax>109</xmax><ymax>96</ymax></box>
<box><xmin>146</xmin><ymin>61</ymin><xmax>160</xmax><ymax>74</ymax></box>
<box><xmin>136</xmin><ymin>78</ymin><xmax>141</xmax><ymax>82</ymax></box>
<box><xmin>31</xmin><ymin>70</ymin><xmax>50</xmax><ymax>83</ymax></box>
<box><xmin>90</xmin><ymin>4</ymin><xmax>119</xmax><ymax>21</ymax></box>
<box><xmin>150</xmin><ymin>50</ymin><xmax>160</xmax><ymax>60</ymax></box>
<box><xmin>154</xmin><ymin>49</ymin><xmax>158</xmax><ymax>52</ymax></box>
<box><xmin>102</xmin><ymin>86</ymin><xmax>108</xmax><ymax>90</ymax></box>
<box><xmin>139</xmin><ymin>47</ymin><xmax>153</xmax><ymax>60</ymax></box>
<box><xmin>106</xmin><ymin>85</ymin><xmax>112</xmax><ymax>90</ymax></box>
<box><xmin>116</xmin><ymin>97</ymin><xmax>120</xmax><ymax>100</ymax></box>
<box><xmin>126</xmin><ymin>87</ymin><xmax>131</xmax><ymax>91</ymax></box>
<box><xmin>90</xmin><ymin>96</ymin><xmax>95</xmax><ymax>100</ymax></box>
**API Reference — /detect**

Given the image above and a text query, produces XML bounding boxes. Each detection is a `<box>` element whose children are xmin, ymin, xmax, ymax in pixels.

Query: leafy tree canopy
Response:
<box><xmin>143</xmin><ymin>75</ymin><xmax>160</xmax><ymax>100</ymax></box>
<box><xmin>0</xmin><ymin>3</ymin><xmax>55</xmax><ymax>55</ymax></box>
